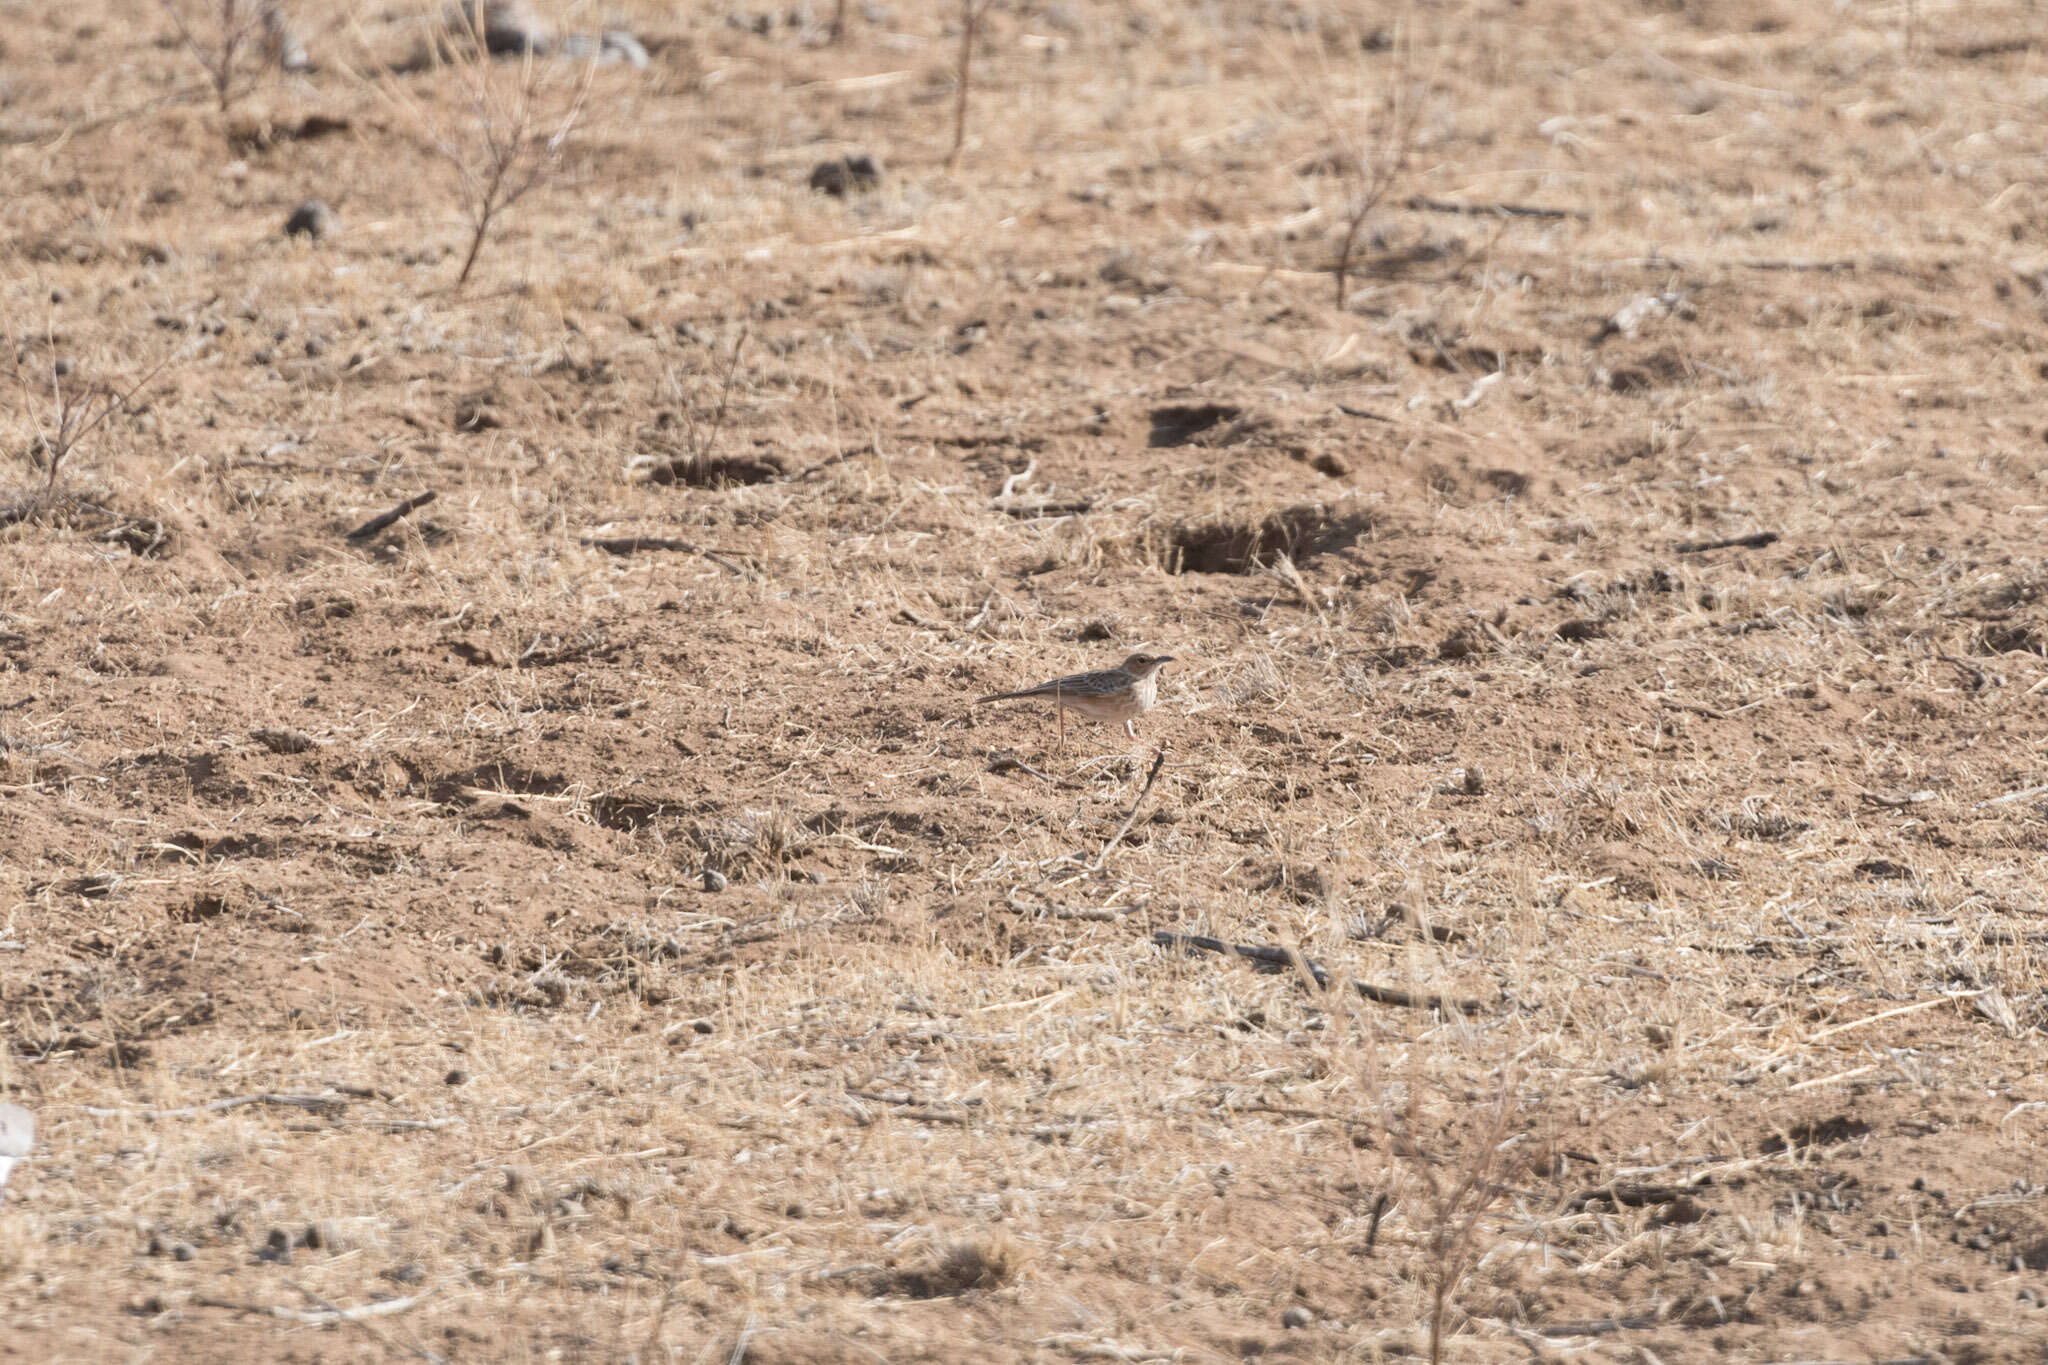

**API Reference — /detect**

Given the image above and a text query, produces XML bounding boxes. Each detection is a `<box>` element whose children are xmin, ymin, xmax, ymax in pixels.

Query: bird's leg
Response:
<box><xmin>1055</xmin><ymin>700</ymin><xmax>1067</xmax><ymax>755</ymax></box>
<box><xmin>1125</xmin><ymin>719</ymin><xmax>1138</xmax><ymax>740</ymax></box>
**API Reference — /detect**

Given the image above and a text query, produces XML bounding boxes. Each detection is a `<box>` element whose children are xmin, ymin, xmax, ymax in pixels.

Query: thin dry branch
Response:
<box><xmin>10</xmin><ymin>345</ymin><xmax>178</xmax><ymax>498</ymax></box>
<box><xmin>1322</xmin><ymin>16</ymin><xmax>1422</xmax><ymax>308</ymax></box>
<box><xmin>197</xmin><ymin>1290</ymin><xmax>433</xmax><ymax>1327</ymax></box>
<box><xmin>1152</xmin><ymin>931</ymin><xmax>1486</xmax><ymax>1014</ymax></box>
<box><xmin>946</xmin><ymin>0</ymin><xmax>996</xmax><ymax>169</ymax></box>
<box><xmin>77</xmin><ymin>1092</ymin><xmax>348</xmax><ymax>1119</ymax></box>
<box><xmin>156</xmin><ymin>0</ymin><xmax>271</xmax><ymax>114</ymax></box>
<box><xmin>1093</xmin><ymin>747</ymin><xmax>1167</xmax><ymax>868</ymax></box>
<box><xmin>365</xmin><ymin>9</ymin><xmax>595</xmax><ymax>290</ymax></box>
<box><xmin>347</xmin><ymin>491</ymin><xmax>437</xmax><ymax>540</ymax></box>
<box><xmin>579</xmin><ymin>537</ymin><xmax>752</xmax><ymax>576</ymax></box>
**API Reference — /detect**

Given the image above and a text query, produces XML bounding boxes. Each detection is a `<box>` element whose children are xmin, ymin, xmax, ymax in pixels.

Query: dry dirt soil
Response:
<box><xmin>6</xmin><ymin>0</ymin><xmax>2048</xmax><ymax>1360</ymax></box>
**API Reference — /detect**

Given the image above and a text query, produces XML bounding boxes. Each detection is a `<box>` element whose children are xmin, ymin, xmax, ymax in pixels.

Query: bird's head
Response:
<box><xmin>1121</xmin><ymin>652</ymin><xmax>1175</xmax><ymax>679</ymax></box>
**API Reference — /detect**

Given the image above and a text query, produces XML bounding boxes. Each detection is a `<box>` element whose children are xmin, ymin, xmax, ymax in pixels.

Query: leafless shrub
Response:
<box><xmin>684</xmin><ymin>329</ymin><xmax>748</xmax><ymax>469</ymax></box>
<box><xmin>368</xmin><ymin>6</ymin><xmax>594</xmax><ymax>290</ymax></box>
<box><xmin>1311</xmin><ymin>14</ymin><xmax>1423</xmax><ymax>308</ymax></box>
<box><xmin>1401</xmin><ymin>1082</ymin><xmax>1515</xmax><ymax>1364</ymax></box>
<box><xmin>5</xmin><ymin>347</ymin><xmax>173</xmax><ymax>515</ymax></box>
<box><xmin>1326</xmin><ymin>973</ymin><xmax>1518</xmax><ymax>1364</ymax></box>
<box><xmin>155</xmin><ymin>0</ymin><xmax>274</xmax><ymax>114</ymax></box>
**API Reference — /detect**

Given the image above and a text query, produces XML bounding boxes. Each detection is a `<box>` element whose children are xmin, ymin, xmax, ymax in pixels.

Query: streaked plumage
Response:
<box><xmin>977</xmin><ymin>652</ymin><xmax>1175</xmax><ymax>740</ymax></box>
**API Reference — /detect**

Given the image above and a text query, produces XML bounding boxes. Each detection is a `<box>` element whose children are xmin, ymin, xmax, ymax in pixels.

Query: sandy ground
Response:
<box><xmin>6</xmin><ymin>0</ymin><xmax>2048</xmax><ymax>1360</ymax></box>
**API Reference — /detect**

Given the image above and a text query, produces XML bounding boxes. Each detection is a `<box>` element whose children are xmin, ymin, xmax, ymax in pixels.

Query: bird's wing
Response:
<box><xmin>979</xmin><ymin>670</ymin><xmax>1102</xmax><ymax>702</ymax></box>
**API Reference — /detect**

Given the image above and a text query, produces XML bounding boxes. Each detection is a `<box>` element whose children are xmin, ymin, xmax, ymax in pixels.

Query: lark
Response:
<box><xmin>977</xmin><ymin>652</ymin><xmax>1175</xmax><ymax>745</ymax></box>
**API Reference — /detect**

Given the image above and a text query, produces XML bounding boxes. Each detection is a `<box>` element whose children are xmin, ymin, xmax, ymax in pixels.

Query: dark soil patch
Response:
<box><xmin>1162</xmin><ymin>503</ymin><xmax>1371</xmax><ymax>574</ymax></box>
<box><xmin>643</xmin><ymin>452</ymin><xmax>786</xmax><ymax>488</ymax></box>
<box><xmin>1148</xmin><ymin>404</ymin><xmax>1243</xmax><ymax>447</ymax></box>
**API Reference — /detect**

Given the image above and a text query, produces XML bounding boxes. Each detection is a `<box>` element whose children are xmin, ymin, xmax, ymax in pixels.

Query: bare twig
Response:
<box><xmin>946</xmin><ymin>0</ymin><xmax>995</xmax><ymax>168</ymax></box>
<box><xmin>346</xmin><ymin>491</ymin><xmax>437</xmax><ymax>540</ymax></box>
<box><xmin>1094</xmin><ymin>747</ymin><xmax>1167</xmax><ymax>868</ymax></box>
<box><xmin>691</xmin><ymin>330</ymin><xmax>749</xmax><ymax>465</ymax></box>
<box><xmin>155</xmin><ymin>0</ymin><xmax>271</xmax><ymax>114</ymax></box>
<box><xmin>197</xmin><ymin>1291</ymin><xmax>432</xmax><ymax>1327</ymax></box>
<box><xmin>365</xmin><ymin>7</ymin><xmax>595</xmax><ymax>290</ymax></box>
<box><xmin>1415</xmin><ymin>1083</ymin><xmax>1514</xmax><ymax>1364</ymax></box>
<box><xmin>1406</xmin><ymin>195</ymin><xmax>1587</xmax><ymax>222</ymax></box>
<box><xmin>1531</xmin><ymin>1317</ymin><xmax>1660</xmax><ymax>1339</ymax></box>
<box><xmin>1152</xmin><ymin>931</ymin><xmax>1486</xmax><ymax>1014</ymax></box>
<box><xmin>76</xmin><ymin>1092</ymin><xmax>348</xmax><ymax>1119</ymax></box>
<box><xmin>1979</xmin><ymin>783</ymin><xmax>2048</xmax><ymax>808</ymax></box>
<box><xmin>986</xmin><ymin>751</ymin><xmax>1071</xmax><ymax>787</ymax></box>
<box><xmin>288</xmin><ymin>1283</ymin><xmax>448</xmax><ymax>1363</ymax></box>
<box><xmin>1674</xmin><ymin>530</ymin><xmax>1779</xmax><ymax>553</ymax></box>
<box><xmin>579</xmin><ymin>537</ymin><xmax>750</xmax><ymax>576</ymax></box>
<box><xmin>1323</xmin><ymin>15</ymin><xmax>1421</xmax><ymax>308</ymax></box>
<box><xmin>11</xmin><ymin>345</ymin><xmax>178</xmax><ymax>498</ymax></box>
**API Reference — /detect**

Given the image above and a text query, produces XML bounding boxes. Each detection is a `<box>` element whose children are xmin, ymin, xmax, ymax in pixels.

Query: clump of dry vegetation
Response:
<box><xmin>7</xmin><ymin>1</ymin><xmax>2048</xmax><ymax>1361</ymax></box>
<box><xmin>365</xmin><ymin>3</ymin><xmax>594</xmax><ymax>288</ymax></box>
<box><xmin>155</xmin><ymin>0</ymin><xmax>277</xmax><ymax>114</ymax></box>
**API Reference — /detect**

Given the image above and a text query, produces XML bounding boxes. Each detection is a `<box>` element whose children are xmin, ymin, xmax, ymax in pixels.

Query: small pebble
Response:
<box><xmin>283</xmin><ymin>200</ymin><xmax>334</xmax><ymax>240</ymax></box>
<box><xmin>693</xmin><ymin>1019</ymin><xmax>715</xmax><ymax>1035</ymax></box>
<box><xmin>445</xmin><ymin>1068</ymin><xmax>470</xmax><ymax>1086</ymax></box>
<box><xmin>385</xmin><ymin>1262</ymin><xmax>427</xmax><ymax>1285</ymax></box>
<box><xmin>701</xmin><ymin>868</ymin><xmax>728</xmax><ymax>893</ymax></box>
<box><xmin>1281</xmin><ymin>1306</ymin><xmax>1313</xmax><ymax>1329</ymax></box>
<box><xmin>172</xmin><ymin>1241</ymin><xmax>197</xmax><ymax>1262</ymax></box>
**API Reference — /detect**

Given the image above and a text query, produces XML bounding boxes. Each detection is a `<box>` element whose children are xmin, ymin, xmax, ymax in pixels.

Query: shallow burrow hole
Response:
<box><xmin>1148</xmin><ymin>404</ymin><xmax>1242</xmax><ymax>447</ymax></box>
<box><xmin>1160</xmin><ymin>503</ymin><xmax>1372</xmax><ymax>574</ymax></box>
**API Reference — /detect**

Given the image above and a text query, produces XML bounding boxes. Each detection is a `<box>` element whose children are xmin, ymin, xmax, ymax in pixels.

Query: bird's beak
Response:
<box><xmin>1156</xmin><ymin>655</ymin><xmax>1176</xmax><ymax>665</ymax></box>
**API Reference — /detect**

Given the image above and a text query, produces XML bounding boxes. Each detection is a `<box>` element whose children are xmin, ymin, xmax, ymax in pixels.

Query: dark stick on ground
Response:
<box><xmin>578</xmin><ymin>537</ymin><xmax>749</xmax><ymax>576</ymax></box>
<box><xmin>1674</xmin><ymin>530</ymin><xmax>1779</xmax><ymax>553</ymax></box>
<box><xmin>986</xmin><ymin>751</ymin><xmax>1073</xmax><ymax>788</ymax></box>
<box><xmin>346</xmin><ymin>491</ymin><xmax>436</xmax><ymax>540</ymax></box>
<box><xmin>1152</xmin><ymin>930</ymin><xmax>1485</xmax><ymax>1014</ymax></box>
<box><xmin>1406</xmin><ymin>196</ymin><xmax>1589</xmax><ymax>222</ymax></box>
<box><xmin>1365</xmin><ymin>1191</ymin><xmax>1389</xmax><ymax>1250</ymax></box>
